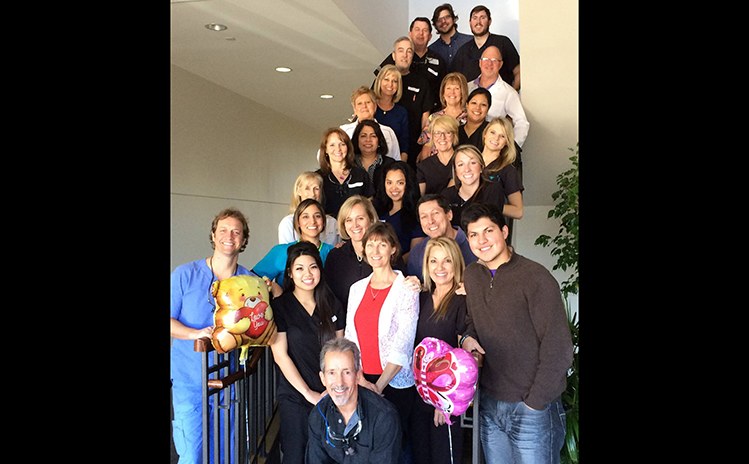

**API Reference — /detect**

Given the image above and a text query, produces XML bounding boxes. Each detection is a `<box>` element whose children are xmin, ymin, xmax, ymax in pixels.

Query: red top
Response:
<box><xmin>354</xmin><ymin>283</ymin><xmax>392</xmax><ymax>375</ymax></box>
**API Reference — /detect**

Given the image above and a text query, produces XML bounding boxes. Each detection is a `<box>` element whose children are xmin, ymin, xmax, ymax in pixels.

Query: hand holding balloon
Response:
<box><xmin>433</xmin><ymin>408</ymin><xmax>446</xmax><ymax>427</ymax></box>
<box><xmin>413</xmin><ymin>337</ymin><xmax>479</xmax><ymax>425</ymax></box>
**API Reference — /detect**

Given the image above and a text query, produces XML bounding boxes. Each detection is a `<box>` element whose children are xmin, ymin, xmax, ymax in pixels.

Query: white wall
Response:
<box><xmin>517</xmin><ymin>0</ymin><xmax>579</xmax><ymax>315</ymax></box>
<box><xmin>171</xmin><ymin>64</ymin><xmax>322</xmax><ymax>271</ymax></box>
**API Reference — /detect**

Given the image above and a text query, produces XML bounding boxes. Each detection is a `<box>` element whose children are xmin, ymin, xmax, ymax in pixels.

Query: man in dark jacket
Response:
<box><xmin>306</xmin><ymin>338</ymin><xmax>402</xmax><ymax>463</ymax></box>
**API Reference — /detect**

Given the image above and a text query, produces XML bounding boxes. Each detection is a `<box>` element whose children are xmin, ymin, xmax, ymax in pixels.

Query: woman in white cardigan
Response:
<box><xmin>344</xmin><ymin>221</ymin><xmax>420</xmax><ymax>463</ymax></box>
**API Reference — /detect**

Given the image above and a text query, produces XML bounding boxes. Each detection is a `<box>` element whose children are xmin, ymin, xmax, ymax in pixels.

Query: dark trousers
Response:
<box><xmin>364</xmin><ymin>373</ymin><xmax>416</xmax><ymax>464</ymax></box>
<box><xmin>410</xmin><ymin>387</ymin><xmax>464</xmax><ymax>464</ymax></box>
<box><xmin>278</xmin><ymin>396</ymin><xmax>313</xmax><ymax>464</ymax></box>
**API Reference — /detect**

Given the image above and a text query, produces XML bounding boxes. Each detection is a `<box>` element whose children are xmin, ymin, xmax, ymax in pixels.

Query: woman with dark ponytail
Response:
<box><xmin>269</xmin><ymin>241</ymin><xmax>345</xmax><ymax>464</ymax></box>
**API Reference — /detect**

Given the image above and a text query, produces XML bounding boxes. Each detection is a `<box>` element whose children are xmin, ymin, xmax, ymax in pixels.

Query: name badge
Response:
<box><xmin>427</xmin><ymin>57</ymin><xmax>440</xmax><ymax>65</ymax></box>
<box><xmin>348</xmin><ymin>181</ymin><xmax>364</xmax><ymax>188</ymax></box>
<box><xmin>428</xmin><ymin>68</ymin><xmax>438</xmax><ymax>76</ymax></box>
<box><xmin>407</xmin><ymin>86</ymin><xmax>420</xmax><ymax>93</ymax></box>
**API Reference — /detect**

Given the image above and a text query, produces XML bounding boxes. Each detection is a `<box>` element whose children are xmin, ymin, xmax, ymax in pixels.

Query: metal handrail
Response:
<box><xmin>194</xmin><ymin>338</ymin><xmax>278</xmax><ymax>464</ymax></box>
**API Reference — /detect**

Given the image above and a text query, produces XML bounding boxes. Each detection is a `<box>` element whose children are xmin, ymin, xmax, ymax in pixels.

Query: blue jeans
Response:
<box><xmin>479</xmin><ymin>393</ymin><xmax>565</xmax><ymax>464</ymax></box>
<box><xmin>172</xmin><ymin>386</ymin><xmax>236</xmax><ymax>464</ymax></box>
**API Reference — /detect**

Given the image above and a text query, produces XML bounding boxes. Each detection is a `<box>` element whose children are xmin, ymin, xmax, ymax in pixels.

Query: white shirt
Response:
<box><xmin>468</xmin><ymin>78</ymin><xmax>530</xmax><ymax>147</ymax></box>
<box><xmin>316</xmin><ymin>120</ymin><xmax>401</xmax><ymax>162</ymax></box>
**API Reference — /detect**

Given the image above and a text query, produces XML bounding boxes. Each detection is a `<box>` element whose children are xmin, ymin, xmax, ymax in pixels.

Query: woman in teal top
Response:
<box><xmin>252</xmin><ymin>198</ymin><xmax>334</xmax><ymax>297</ymax></box>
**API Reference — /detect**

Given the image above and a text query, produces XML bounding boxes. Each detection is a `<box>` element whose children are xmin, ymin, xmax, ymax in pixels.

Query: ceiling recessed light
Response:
<box><xmin>205</xmin><ymin>23</ymin><xmax>227</xmax><ymax>32</ymax></box>
<box><xmin>275</xmin><ymin>67</ymin><xmax>292</xmax><ymax>73</ymax></box>
<box><xmin>320</xmin><ymin>94</ymin><xmax>334</xmax><ymax>99</ymax></box>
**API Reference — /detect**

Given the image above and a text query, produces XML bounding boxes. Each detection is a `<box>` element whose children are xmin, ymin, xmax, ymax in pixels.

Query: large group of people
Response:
<box><xmin>171</xmin><ymin>3</ymin><xmax>574</xmax><ymax>464</ymax></box>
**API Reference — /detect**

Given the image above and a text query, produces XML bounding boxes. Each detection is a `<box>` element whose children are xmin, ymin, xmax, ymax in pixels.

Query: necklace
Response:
<box><xmin>353</xmin><ymin>243</ymin><xmax>363</xmax><ymax>262</ymax></box>
<box><xmin>209</xmin><ymin>256</ymin><xmax>238</xmax><ymax>279</ymax></box>
<box><xmin>207</xmin><ymin>256</ymin><xmax>238</xmax><ymax>307</ymax></box>
<box><xmin>368</xmin><ymin>281</ymin><xmax>392</xmax><ymax>300</ymax></box>
<box><xmin>332</xmin><ymin>166</ymin><xmax>349</xmax><ymax>182</ymax></box>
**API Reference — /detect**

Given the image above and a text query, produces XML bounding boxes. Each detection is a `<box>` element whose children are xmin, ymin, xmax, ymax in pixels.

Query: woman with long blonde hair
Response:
<box><xmin>374</xmin><ymin>64</ymin><xmax>410</xmax><ymax>162</ymax></box>
<box><xmin>410</xmin><ymin>236</ymin><xmax>468</xmax><ymax>464</ymax></box>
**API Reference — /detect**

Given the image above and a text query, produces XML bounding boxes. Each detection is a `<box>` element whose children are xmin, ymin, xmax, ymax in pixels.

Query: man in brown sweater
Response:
<box><xmin>459</xmin><ymin>202</ymin><xmax>572</xmax><ymax>464</ymax></box>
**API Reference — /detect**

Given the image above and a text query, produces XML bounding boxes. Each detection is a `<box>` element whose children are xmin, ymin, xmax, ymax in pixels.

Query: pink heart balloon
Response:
<box><xmin>413</xmin><ymin>337</ymin><xmax>479</xmax><ymax>425</ymax></box>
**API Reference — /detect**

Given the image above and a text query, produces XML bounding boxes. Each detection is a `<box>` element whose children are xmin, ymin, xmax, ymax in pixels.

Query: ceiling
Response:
<box><xmin>170</xmin><ymin>0</ymin><xmax>408</xmax><ymax>131</ymax></box>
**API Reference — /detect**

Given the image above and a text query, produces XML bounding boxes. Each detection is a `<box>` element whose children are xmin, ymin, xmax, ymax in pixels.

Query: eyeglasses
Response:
<box><xmin>318</xmin><ymin>403</ymin><xmax>361</xmax><ymax>456</ymax></box>
<box><xmin>433</xmin><ymin>131</ymin><xmax>452</xmax><ymax>138</ymax></box>
<box><xmin>326</xmin><ymin>420</ymin><xmax>362</xmax><ymax>456</ymax></box>
<box><xmin>480</xmin><ymin>57</ymin><xmax>502</xmax><ymax>64</ymax></box>
<box><xmin>437</xmin><ymin>15</ymin><xmax>452</xmax><ymax>23</ymax></box>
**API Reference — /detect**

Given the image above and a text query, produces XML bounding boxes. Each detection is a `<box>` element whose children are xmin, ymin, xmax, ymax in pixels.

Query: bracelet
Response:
<box><xmin>459</xmin><ymin>335</ymin><xmax>468</xmax><ymax>348</ymax></box>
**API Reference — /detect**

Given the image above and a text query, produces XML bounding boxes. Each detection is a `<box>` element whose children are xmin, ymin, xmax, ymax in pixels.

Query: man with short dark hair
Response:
<box><xmin>428</xmin><ymin>3</ymin><xmax>472</xmax><ymax>69</ymax></box>
<box><xmin>451</xmin><ymin>5</ymin><xmax>521</xmax><ymax>91</ymax></box>
<box><xmin>406</xmin><ymin>194</ymin><xmax>476</xmax><ymax>280</ymax></box>
<box><xmin>306</xmin><ymin>338</ymin><xmax>402</xmax><ymax>463</ymax></box>
<box><xmin>459</xmin><ymin>202</ymin><xmax>572</xmax><ymax>463</ymax></box>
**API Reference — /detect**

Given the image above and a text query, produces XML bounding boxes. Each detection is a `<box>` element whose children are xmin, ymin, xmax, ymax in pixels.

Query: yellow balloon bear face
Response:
<box><xmin>210</xmin><ymin>275</ymin><xmax>276</xmax><ymax>360</ymax></box>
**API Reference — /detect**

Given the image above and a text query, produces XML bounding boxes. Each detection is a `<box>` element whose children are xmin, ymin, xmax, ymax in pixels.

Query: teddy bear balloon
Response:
<box><xmin>210</xmin><ymin>274</ymin><xmax>276</xmax><ymax>365</ymax></box>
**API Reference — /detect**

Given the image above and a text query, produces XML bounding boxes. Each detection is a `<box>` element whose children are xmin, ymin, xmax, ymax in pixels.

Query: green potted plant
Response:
<box><xmin>534</xmin><ymin>142</ymin><xmax>579</xmax><ymax>464</ymax></box>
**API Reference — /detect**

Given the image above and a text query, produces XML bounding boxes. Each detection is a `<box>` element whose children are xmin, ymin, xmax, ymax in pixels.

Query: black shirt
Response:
<box><xmin>375</xmin><ymin>52</ymin><xmax>445</xmax><ymax>114</ymax></box>
<box><xmin>398</xmin><ymin>72</ymin><xmax>435</xmax><ymax>172</ymax></box>
<box><xmin>452</xmin><ymin>34</ymin><xmax>520</xmax><ymax>86</ymax></box>
<box><xmin>378</xmin><ymin>209</ymin><xmax>426</xmax><ymax>255</ymax></box>
<box><xmin>273</xmin><ymin>292</ymin><xmax>345</xmax><ymax>403</ymax></box>
<box><xmin>441</xmin><ymin>179</ymin><xmax>508</xmax><ymax>229</ymax></box>
<box><xmin>416</xmin><ymin>154</ymin><xmax>454</xmax><ymax>195</ymax></box>
<box><xmin>458</xmin><ymin>120</ymin><xmax>490</xmax><ymax>152</ymax></box>
<box><xmin>317</xmin><ymin>167</ymin><xmax>373</xmax><ymax>218</ymax></box>
<box><xmin>415</xmin><ymin>291</ymin><xmax>468</xmax><ymax>350</ymax></box>
<box><xmin>324</xmin><ymin>241</ymin><xmax>373</xmax><ymax>313</ymax></box>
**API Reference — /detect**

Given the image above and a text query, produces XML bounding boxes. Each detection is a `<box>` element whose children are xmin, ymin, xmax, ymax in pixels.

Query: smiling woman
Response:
<box><xmin>252</xmin><ymin>199</ymin><xmax>335</xmax><ymax>297</ymax></box>
<box><xmin>372</xmin><ymin>161</ymin><xmax>425</xmax><ymax>264</ymax></box>
<box><xmin>344</xmin><ymin>221</ymin><xmax>420</xmax><ymax>462</ymax></box>
<box><xmin>268</xmin><ymin>240</ymin><xmax>345</xmax><ymax>464</ymax></box>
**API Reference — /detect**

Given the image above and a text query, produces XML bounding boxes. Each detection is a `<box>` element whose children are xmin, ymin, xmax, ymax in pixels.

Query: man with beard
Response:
<box><xmin>451</xmin><ymin>5</ymin><xmax>521</xmax><ymax>91</ymax></box>
<box><xmin>428</xmin><ymin>3</ymin><xmax>472</xmax><ymax>69</ymax></box>
<box><xmin>306</xmin><ymin>338</ymin><xmax>402</xmax><ymax>463</ymax></box>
